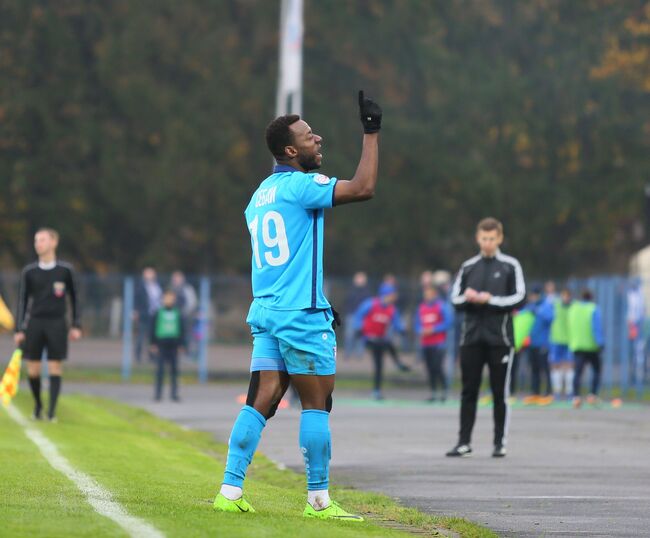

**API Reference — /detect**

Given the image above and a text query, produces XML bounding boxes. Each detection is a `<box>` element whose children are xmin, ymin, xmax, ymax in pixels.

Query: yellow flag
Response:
<box><xmin>0</xmin><ymin>295</ymin><xmax>14</xmax><ymax>332</ymax></box>
<box><xmin>0</xmin><ymin>349</ymin><xmax>22</xmax><ymax>407</ymax></box>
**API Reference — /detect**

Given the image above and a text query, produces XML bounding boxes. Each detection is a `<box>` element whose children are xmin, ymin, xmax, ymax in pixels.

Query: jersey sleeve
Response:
<box><xmin>450</xmin><ymin>266</ymin><xmax>468</xmax><ymax>311</ymax></box>
<box><xmin>289</xmin><ymin>173</ymin><xmax>338</xmax><ymax>210</ymax></box>
<box><xmin>354</xmin><ymin>298</ymin><xmax>373</xmax><ymax>330</ymax></box>
<box><xmin>15</xmin><ymin>267</ymin><xmax>30</xmax><ymax>332</ymax></box>
<box><xmin>65</xmin><ymin>266</ymin><xmax>81</xmax><ymax>328</ymax></box>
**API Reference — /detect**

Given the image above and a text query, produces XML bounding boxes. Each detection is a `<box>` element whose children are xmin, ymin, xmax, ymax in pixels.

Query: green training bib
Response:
<box><xmin>155</xmin><ymin>308</ymin><xmax>181</xmax><ymax>339</ymax></box>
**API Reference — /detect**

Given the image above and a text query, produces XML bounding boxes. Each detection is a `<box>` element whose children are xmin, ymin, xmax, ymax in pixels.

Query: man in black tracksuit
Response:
<box><xmin>447</xmin><ymin>218</ymin><xmax>525</xmax><ymax>458</ymax></box>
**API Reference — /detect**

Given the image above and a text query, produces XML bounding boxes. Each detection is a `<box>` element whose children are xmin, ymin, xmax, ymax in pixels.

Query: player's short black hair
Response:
<box><xmin>265</xmin><ymin>114</ymin><xmax>300</xmax><ymax>159</ymax></box>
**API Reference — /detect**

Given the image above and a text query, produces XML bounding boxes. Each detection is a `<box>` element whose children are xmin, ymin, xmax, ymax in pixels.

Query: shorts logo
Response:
<box><xmin>322</xmin><ymin>333</ymin><xmax>328</xmax><ymax>340</ymax></box>
<box><xmin>53</xmin><ymin>281</ymin><xmax>66</xmax><ymax>297</ymax></box>
<box><xmin>314</xmin><ymin>174</ymin><xmax>331</xmax><ymax>185</ymax></box>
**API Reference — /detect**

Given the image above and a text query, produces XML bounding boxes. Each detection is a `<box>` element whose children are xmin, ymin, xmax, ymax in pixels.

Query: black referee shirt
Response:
<box><xmin>16</xmin><ymin>261</ymin><xmax>81</xmax><ymax>331</ymax></box>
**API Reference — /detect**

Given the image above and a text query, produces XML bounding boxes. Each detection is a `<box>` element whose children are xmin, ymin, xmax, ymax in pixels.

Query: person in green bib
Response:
<box><xmin>550</xmin><ymin>288</ymin><xmax>574</xmax><ymax>399</ymax></box>
<box><xmin>150</xmin><ymin>290</ymin><xmax>186</xmax><ymax>402</ymax></box>
<box><xmin>567</xmin><ymin>289</ymin><xmax>604</xmax><ymax>407</ymax></box>
<box><xmin>511</xmin><ymin>307</ymin><xmax>535</xmax><ymax>396</ymax></box>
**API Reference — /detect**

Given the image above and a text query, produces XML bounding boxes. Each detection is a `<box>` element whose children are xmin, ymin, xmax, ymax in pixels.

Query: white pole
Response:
<box><xmin>275</xmin><ymin>0</ymin><xmax>304</xmax><ymax>117</ymax></box>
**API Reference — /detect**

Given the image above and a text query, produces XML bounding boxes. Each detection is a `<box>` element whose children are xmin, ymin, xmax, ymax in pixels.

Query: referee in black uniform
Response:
<box><xmin>14</xmin><ymin>228</ymin><xmax>82</xmax><ymax>421</ymax></box>
<box><xmin>447</xmin><ymin>218</ymin><xmax>525</xmax><ymax>458</ymax></box>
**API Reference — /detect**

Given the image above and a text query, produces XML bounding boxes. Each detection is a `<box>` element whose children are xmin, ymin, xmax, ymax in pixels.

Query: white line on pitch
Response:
<box><xmin>435</xmin><ymin>495</ymin><xmax>650</xmax><ymax>501</ymax></box>
<box><xmin>500</xmin><ymin>495</ymin><xmax>650</xmax><ymax>501</ymax></box>
<box><xmin>6</xmin><ymin>405</ymin><xmax>164</xmax><ymax>538</ymax></box>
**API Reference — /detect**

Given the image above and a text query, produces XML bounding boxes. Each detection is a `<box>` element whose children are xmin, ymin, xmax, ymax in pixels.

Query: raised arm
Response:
<box><xmin>333</xmin><ymin>91</ymin><xmax>381</xmax><ymax>206</ymax></box>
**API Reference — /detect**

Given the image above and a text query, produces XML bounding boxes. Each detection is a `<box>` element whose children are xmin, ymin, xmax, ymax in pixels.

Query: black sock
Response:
<box><xmin>29</xmin><ymin>376</ymin><xmax>42</xmax><ymax>416</ymax></box>
<box><xmin>48</xmin><ymin>376</ymin><xmax>62</xmax><ymax>419</ymax></box>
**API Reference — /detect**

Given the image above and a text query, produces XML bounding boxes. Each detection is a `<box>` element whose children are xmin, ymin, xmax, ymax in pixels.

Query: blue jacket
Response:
<box><xmin>527</xmin><ymin>297</ymin><xmax>554</xmax><ymax>348</ymax></box>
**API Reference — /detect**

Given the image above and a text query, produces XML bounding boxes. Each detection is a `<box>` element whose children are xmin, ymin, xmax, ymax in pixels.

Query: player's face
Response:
<box><xmin>476</xmin><ymin>229</ymin><xmax>503</xmax><ymax>257</ymax></box>
<box><xmin>34</xmin><ymin>232</ymin><xmax>57</xmax><ymax>257</ymax></box>
<box><xmin>424</xmin><ymin>288</ymin><xmax>437</xmax><ymax>302</ymax></box>
<box><xmin>289</xmin><ymin>120</ymin><xmax>322</xmax><ymax>171</ymax></box>
<box><xmin>163</xmin><ymin>292</ymin><xmax>176</xmax><ymax>307</ymax></box>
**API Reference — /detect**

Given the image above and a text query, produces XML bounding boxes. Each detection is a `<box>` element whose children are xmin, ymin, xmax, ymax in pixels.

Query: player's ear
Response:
<box><xmin>284</xmin><ymin>145</ymin><xmax>298</xmax><ymax>159</ymax></box>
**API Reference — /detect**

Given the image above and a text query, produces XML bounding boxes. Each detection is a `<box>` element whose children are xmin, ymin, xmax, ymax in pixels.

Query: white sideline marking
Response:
<box><xmin>6</xmin><ymin>405</ymin><xmax>165</xmax><ymax>538</ymax></box>
<box><xmin>438</xmin><ymin>495</ymin><xmax>650</xmax><ymax>501</ymax></box>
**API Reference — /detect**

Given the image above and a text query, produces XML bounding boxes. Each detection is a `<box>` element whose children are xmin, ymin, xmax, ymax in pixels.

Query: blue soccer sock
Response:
<box><xmin>299</xmin><ymin>409</ymin><xmax>331</xmax><ymax>491</ymax></box>
<box><xmin>222</xmin><ymin>405</ymin><xmax>267</xmax><ymax>488</ymax></box>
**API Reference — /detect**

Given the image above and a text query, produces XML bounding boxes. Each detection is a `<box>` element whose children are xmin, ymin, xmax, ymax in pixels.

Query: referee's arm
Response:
<box><xmin>66</xmin><ymin>266</ymin><xmax>82</xmax><ymax>329</ymax></box>
<box><xmin>15</xmin><ymin>267</ymin><xmax>30</xmax><ymax>332</ymax></box>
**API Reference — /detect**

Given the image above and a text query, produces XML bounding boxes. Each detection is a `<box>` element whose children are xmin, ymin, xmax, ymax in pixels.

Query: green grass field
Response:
<box><xmin>1</xmin><ymin>392</ymin><xmax>496</xmax><ymax>538</ymax></box>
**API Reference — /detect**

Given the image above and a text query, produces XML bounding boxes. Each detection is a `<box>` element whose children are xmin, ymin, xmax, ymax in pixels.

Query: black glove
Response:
<box><xmin>331</xmin><ymin>308</ymin><xmax>342</xmax><ymax>330</ymax></box>
<box><xmin>358</xmin><ymin>90</ymin><xmax>382</xmax><ymax>134</ymax></box>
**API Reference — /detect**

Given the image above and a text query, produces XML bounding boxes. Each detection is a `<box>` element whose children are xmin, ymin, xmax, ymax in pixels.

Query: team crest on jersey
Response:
<box><xmin>53</xmin><ymin>281</ymin><xmax>66</xmax><ymax>297</ymax></box>
<box><xmin>313</xmin><ymin>174</ymin><xmax>331</xmax><ymax>185</ymax></box>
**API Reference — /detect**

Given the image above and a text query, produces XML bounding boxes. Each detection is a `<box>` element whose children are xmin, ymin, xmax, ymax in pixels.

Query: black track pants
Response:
<box><xmin>366</xmin><ymin>340</ymin><xmax>390</xmax><ymax>391</ymax></box>
<box><xmin>529</xmin><ymin>346</ymin><xmax>551</xmax><ymax>396</ymax></box>
<box><xmin>459</xmin><ymin>344</ymin><xmax>513</xmax><ymax>446</ymax></box>
<box><xmin>422</xmin><ymin>346</ymin><xmax>447</xmax><ymax>393</ymax></box>
<box><xmin>510</xmin><ymin>351</ymin><xmax>522</xmax><ymax>394</ymax></box>
<box><xmin>573</xmin><ymin>351</ymin><xmax>601</xmax><ymax>397</ymax></box>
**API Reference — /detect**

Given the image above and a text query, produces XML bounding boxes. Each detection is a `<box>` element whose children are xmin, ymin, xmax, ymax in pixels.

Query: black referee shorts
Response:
<box><xmin>23</xmin><ymin>318</ymin><xmax>68</xmax><ymax>360</ymax></box>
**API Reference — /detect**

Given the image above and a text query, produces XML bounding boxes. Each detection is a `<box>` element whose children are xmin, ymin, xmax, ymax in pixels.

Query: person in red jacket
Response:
<box><xmin>415</xmin><ymin>286</ymin><xmax>453</xmax><ymax>402</ymax></box>
<box><xmin>355</xmin><ymin>283</ymin><xmax>406</xmax><ymax>400</ymax></box>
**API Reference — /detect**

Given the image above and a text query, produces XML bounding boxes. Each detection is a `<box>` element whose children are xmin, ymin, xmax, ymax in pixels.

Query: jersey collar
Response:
<box><xmin>273</xmin><ymin>164</ymin><xmax>300</xmax><ymax>173</ymax></box>
<box><xmin>38</xmin><ymin>260</ymin><xmax>57</xmax><ymax>270</ymax></box>
<box><xmin>480</xmin><ymin>248</ymin><xmax>501</xmax><ymax>259</ymax></box>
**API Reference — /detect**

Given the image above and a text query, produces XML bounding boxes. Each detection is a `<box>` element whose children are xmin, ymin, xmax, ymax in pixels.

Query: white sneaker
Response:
<box><xmin>446</xmin><ymin>444</ymin><xmax>472</xmax><ymax>457</ymax></box>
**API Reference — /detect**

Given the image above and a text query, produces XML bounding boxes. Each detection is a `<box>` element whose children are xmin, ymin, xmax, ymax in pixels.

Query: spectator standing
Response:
<box><xmin>355</xmin><ymin>283</ymin><xmax>407</xmax><ymax>400</ymax></box>
<box><xmin>626</xmin><ymin>280</ymin><xmax>646</xmax><ymax>390</ymax></box>
<box><xmin>150</xmin><ymin>290</ymin><xmax>185</xmax><ymax>402</ymax></box>
<box><xmin>549</xmin><ymin>288</ymin><xmax>574</xmax><ymax>399</ymax></box>
<box><xmin>522</xmin><ymin>286</ymin><xmax>554</xmax><ymax>405</ymax></box>
<box><xmin>380</xmin><ymin>273</ymin><xmax>409</xmax><ymax>367</ymax></box>
<box><xmin>170</xmin><ymin>271</ymin><xmax>198</xmax><ymax>352</ymax></box>
<box><xmin>343</xmin><ymin>271</ymin><xmax>370</xmax><ymax>359</ymax></box>
<box><xmin>447</xmin><ymin>218</ymin><xmax>525</xmax><ymax>458</ymax></box>
<box><xmin>415</xmin><ymin>286</ymin><xmax>452</xmax><ymax>402</ymax></box>
<box><xmin>420</xmin><ymin>270</ymin><xmax>434</xmax><ymax>289</ymax></box>
<box><xmin>14</xmin><ymin>228</ymin><xmax>82</xmax><ymax>421</ymax></box>
<box><xmin>544</xmin><ymin>281</ymin><xmax>557</xmax><ymax>302</ymax></box>
<box><xmin>134</xmin><ymin>267</ymin><xmax>162</xmax><ymax>362</ymax></box>
<box><xmin>511</xmin><ymin>307</ymin><xmax>535</xmax><ymax>396</ymax></box>
<box><xmin>569</xmin><ymin>289</ymin><xmax>604</xmax><ymax>407</ymax></box>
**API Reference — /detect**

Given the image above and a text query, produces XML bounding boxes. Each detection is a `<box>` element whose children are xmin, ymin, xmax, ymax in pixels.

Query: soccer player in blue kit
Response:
<box><xmin>213</xmin><ymin>91</ymin><xmax>382</xmax><ymax>521</ymax></box>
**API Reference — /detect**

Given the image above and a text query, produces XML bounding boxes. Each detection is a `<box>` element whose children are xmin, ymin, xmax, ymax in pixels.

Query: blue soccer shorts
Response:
<box><xmin>549</xmin><ymin>343</ymin><xmax>572</xmax><ymax>364</ymax></box>
<box><xmin>246</xmin><ymin>301</ymin><xmax>337</xmax><ymax>376</ymax></box>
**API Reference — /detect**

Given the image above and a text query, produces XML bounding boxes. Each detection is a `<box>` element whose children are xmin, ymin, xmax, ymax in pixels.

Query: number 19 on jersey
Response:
<box><xmin>248</xmin><ymin>211</ymin><xmax>290</xmax><ymax>269</ymax></box>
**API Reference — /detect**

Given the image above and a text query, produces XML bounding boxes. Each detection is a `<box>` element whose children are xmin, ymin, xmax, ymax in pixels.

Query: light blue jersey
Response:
<box><xmin>245</xmin><ymin>164</ymin><xmax>338</xmax><ymax>311</ymax></box>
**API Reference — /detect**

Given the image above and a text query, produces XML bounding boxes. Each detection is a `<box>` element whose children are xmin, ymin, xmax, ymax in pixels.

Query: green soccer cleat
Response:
<box><xmin>303</xmin><ymin>500</ymin><xmax>364</xmax><ymax>522</ymax></box>
<box><xmin>213</xmin><ymin>493</ymin><xmax>256</xmax><ymax>513</ymax></box>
